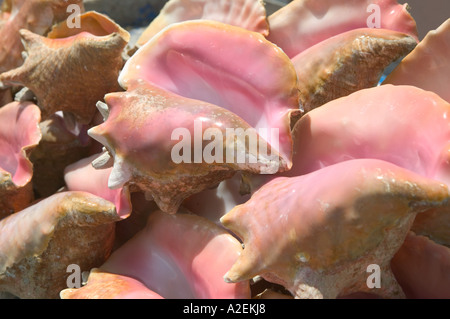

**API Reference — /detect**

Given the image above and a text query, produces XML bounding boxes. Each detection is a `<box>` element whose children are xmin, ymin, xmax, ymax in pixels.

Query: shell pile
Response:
<box><xmin>0</xmin><ymin>0</ymin><xmax>449</xmax><ymax>299</ymax></box>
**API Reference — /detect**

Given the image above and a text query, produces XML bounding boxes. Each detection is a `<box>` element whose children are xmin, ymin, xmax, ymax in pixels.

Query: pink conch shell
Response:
<box><xmin>221</xmin><ymin>159</ymin><xmax>449</xmax><ymax>299</ymax></box>
<box><xmin>288</xmin><ymin>85</ymin><xmax>450</xmax><ymax>245</ymax></box>
<box><xmin>60</xmin><ymin>269</ymin><xmax>164</xmax><ymax>299</ymax></box>
<box><xmin>0</xmin><ymin>0</ymin><xmax>85</xmax><ymax>73</ymax></box>
<box><xmin>29</xmin><ymin>114</ymin><xmax>91</xmax><ymax>198</ymax></box>
<box><xmin>0</xmin><ymin>101</ymin><xmax>41</xmax><ymax>219</ymax></box>
<box><xmin>136</xmin><ymin>0</ymin><xmax>269</xmax><ymax>46</ymax></box>
<box><xmin>391</xmin><ymin>232</ymin><xmax>450</xmax><ymax>298</ymax></box>
<box><xmin>63</xmin><ymin>211</ymin><xmax>250</xmax><ymax>299</ymax></box>
<box><xmin>119</xmin><ymin>20</ymin><xmax>301</xmax><ymax>166</ymax></box>
<box><xmin>0</xmin><ymin>191</ymin><xmax>120</xmax><ymax>298</ymax></box>
<box><xmin>47</xmin><ymin>10</ymin><xmax>130</xmax><ymax>42</ymax></box>
<box><xmin>88</xmin><ymin>82</ymin><xmax>285</xmax><ymax>214</ymax></box>
<box><xmin>384</xmin><ymin>19</ymin><xmax>450</xmax><ymax>103</ymax></box>
<box><xmin>0</xmin><ymin>18</ymin><xmax>129</xmax><ymax>124</ymax></box>
<box><xmin>289</xmin><ymin>85</ymin><xmax>450</xmax><ymax>181</ymax></box>
<box><xmin>267</xmin><ymin>0</ymin><xmax>418</xmax><ymax>59</ymax></box>
<box><xmin>292</xmin><ymin>28</ymin><xmax>417</xmax><ymax>111</ymax></box>
<box><xmin>64</xmin><ymin>154</ymin><xmax>132</xmax><ymax>219</ymax></box>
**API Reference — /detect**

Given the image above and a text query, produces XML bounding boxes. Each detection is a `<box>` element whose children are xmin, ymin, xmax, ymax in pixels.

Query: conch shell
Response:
<box><xmin>288</xmin><ymin>85</ymin><xmax>450</xmax><ymax>245</ymax></box>
<box><xmin>221</xmin><ymin>159</ymin><xmax>449</xmax><ymax>299</ymax></box>
<box><xmin>0</xmin><ymin>101</ymin><xmax>41</xmax><ymax>219</ymax></box>
<box><xmin>289</xmin><ymin>85</ymin><xmax>450</xmax><ymax>180</ymax></box>
<box><xmin>0</xmin><ymin>0</ymin><xmax>85</xmax><ymax>73</ymax></box>
<box><xmin>267</xmin><ymin>0</ymin><xmax>418</xmax><ymax>58</ymax></box>
<box><xmin>0</xmin><ymin>191</ymin><xmax>120</xmax><ymax>299</ymax></box>
<box><xmin>292</xmin><ymin>28</ymin><xmax>417</xmax><ymax>111</ymax></box>
<box><xmin>88</xmin><ymin>82</ymin><xmax>285</xmax><ymax>214</ymax></box>
<box><xmin>0</xmin><ymin>11</ymin><xmax>130</xmax><ymax>124</ymax></box>
<box><xmin>136</xmin><ymin>0</ymin><xmax>269</xmax><ymax>46</ymax></box>
<box><xmin>384</xmin><ymin>18</ymin><xmax>450</xmax><ymax>103</ymax></box>
<box><xmin>62</xmin><ymin>211</ymin><xmax>250</xmax><ymax>299</ymax></box>
<box><xmin>120</xmin><ymin>20</ymin><xmax>301</xmax><ymax>166</ymax></box>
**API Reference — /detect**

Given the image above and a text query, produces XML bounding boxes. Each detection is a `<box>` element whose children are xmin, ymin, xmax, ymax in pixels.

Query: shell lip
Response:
<box><xmin>0</xmin><ymin>102</ymin><xmax>42</xmax><ymax>187</ymax></box>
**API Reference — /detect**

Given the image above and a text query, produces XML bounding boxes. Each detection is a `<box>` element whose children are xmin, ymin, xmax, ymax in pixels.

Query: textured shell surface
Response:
<box><xmin>267</xmin><ymin>0</ymin><xmax>418</xmax><ymax>58</ymax></box>
<box><xmin>137</xmin><ymin>0</ymin><xmax>269</xmax><ymax>46</ymax></box>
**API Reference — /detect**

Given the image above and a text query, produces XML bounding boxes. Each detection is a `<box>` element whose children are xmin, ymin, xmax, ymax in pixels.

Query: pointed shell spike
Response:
<box><xmin>91</xmin><ymin>150</ymin><xmax>113</xmax><ymax>170</ymax></box>
<box><xmin>96</xmin><ymin>101</ymin><xmax>110</xmax><ymax>121</ymax></box>
<box><xmin>108</xmin><ymin>158</ymin><xmax>132</xmax><ymax>190</ymax></box>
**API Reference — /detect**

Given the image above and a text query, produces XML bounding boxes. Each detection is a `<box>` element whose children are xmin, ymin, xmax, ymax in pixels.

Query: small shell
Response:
<box><xmin>0</xmin><ymin>101</ymin><xmax>41</xmax><ymax>219</ymax></box>
<box><xmin>291</xmin><ymin>28</ymin><xmax>417</xmax><ymax>111</ymax></box>
<box><xmin>88</xmin><ymin>82</ymin><xmax>286</xmax><ymax>214</ymax></box>
<box><xmin>63</xmin><ymin>211</ymin><xmax>250</xmax><ymax>299</ymax></box>
<box><xmin>384</xmin><ymin>19</ymin><xmax>450</xmax><ymax>103</ymax></box>
<box><xmin>136</xmin><ymin>0</ymin><xmax>269</xmax><ymax>46</ymax></box>
<box><xmin>0</xmin><ymin>191</ymin><xmax>120</xmax><ymax>299</ymax></box>
<box><xmin>267</xmin><ymin>0</ymin><xmax>418</xmax><ymax>58</ymax></box>
<box><xmin>0</xmin><ymin>16</ymin><xmax>129</xmax><ymax>124</ymax></box>
<box><xmin>221</xmin><ymin>159</ymin><xmax>449</xmax><ymax>299</ymax></box>
<box><xmin>120</xmin><ymin>20</ymin><xmax>301</xmax><ymax>166</ymax></box>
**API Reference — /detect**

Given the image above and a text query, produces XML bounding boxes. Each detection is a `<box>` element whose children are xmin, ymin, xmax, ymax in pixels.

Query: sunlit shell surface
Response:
<box><xmin>0</xmin><ymin>11</ymin><xmax>130</xmax><ymax>124</ymax></box>
<box><xmin>60</xmin><ymin>269</ymin><xmax>164</xmax><ymax>299</ymax></box>
<box><xmin>137</xmin><ymin>0</ymin><xmax>269</xmax><ymax>46</ymax></box>
<box><xmin>88</xmin><ymin>82</ymin><xmax>285</xmax><ymax>214</ymax></box>
<box><xmin>267</xmin><ymin>0</ymin><xmax>418</xmax><ymax>58</ymax></box>
<box><xmin>120</xmin><ymin>20</ymin><xmax>301</xmax><ymax>167</ymax></box>
<box><xmin>384</xmin><ymin>18</ymin><xmax>450</xmax><ymax>103</ymax></box>
<box><xmin>288</xmin><ymin>85</ymin><xmax>450</xmax><ymax>181</ymax></box>
<box><xmin>286</xmin><ymin>85</ymin><xmax>450</xmax><ymax>245</ymax></box>
<box><xmin>0</xmin><ymin>0</ymin><xmax>85</xmax><ymax>73</ymax></box>
<box><xmin>0</xmin><ymin>0</ymin><xmax>448</xmax><ymax>301</ymax></box>
<box><xmin>0</xmin><ymin>191</ymin><xmax>120</xmax><ymax>298</ymax></box>
<box><xmin>221</xmin><ymin>159</ymin><xmax>449</xmax><ymax>299</ymax></box>
<box><xmin>292</xmin><ymin>28</ymin><xmax>417</xmax><ymax>111</ymax></box>
<box><xmin>62</xmin><ymin>211</ymin><xmax>250</xmax><ymax>299</ymax></box>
